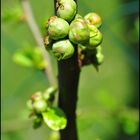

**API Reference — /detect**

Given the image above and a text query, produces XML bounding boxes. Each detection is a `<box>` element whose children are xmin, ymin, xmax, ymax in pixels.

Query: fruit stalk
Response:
<box><xmin>54</xmin><ymin>0</ymin><xmax>80</xmax><ymax>140</ymax></box>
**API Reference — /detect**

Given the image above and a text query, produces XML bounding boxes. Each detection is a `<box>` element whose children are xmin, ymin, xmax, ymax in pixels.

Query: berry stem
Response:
<box><xmin>54</xmin><ymin>0</ymin><xmax>80</xmax><ymax>140</ymax></box>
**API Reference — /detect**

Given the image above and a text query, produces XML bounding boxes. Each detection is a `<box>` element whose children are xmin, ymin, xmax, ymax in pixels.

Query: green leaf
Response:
<box><xmin>42</xmin><ymin>107</ymin><xmax>67</xmax><ymax>131</ymax></box>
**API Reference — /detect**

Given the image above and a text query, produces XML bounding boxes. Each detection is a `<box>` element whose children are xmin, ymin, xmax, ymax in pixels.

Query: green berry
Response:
<box><xmin>52</xmin><ymin>39</ymin><xmax>74</xmax><ymax>60</ymax></box>
<box><xmin>69</xmin><ymin>15</ymin><xmax>90</xmax><ymax>44</ymax></box>
<box><xmin>33</xmin><ymin>99</ymin><xmax>47</xmax><ymax>113</ymax></box>
<box><xmin>46</xmin><ymin>16</ymin><xmax>69</xmax><ymax>40</ymax></box>
<box><xmin>87</xmin><ymin>24</ymin><xmax>103</xmax><ymax>49</ymax></box>
<box><xmin>84</xmin><ymin>12</ymin><xmax>102</xmax><ymax>28</ymax></box>
<box><xmin>56</xmin><ymin>0</ymin><xmax>77</xmax><ymax>22</ymax></box>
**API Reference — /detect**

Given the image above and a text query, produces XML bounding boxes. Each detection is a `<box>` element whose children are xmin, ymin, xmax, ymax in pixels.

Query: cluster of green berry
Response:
<box><xmin>27</xmin><ymin>87</ymin><xmax>57</xmax><ymax>129</ymax></box>
<box><xmin>44</xmin><ymin>0</ymin><xmax>104</xmax><ymax>68</ymax></box>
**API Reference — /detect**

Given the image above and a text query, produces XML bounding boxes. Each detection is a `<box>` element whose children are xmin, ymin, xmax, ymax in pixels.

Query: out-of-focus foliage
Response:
<box><xmin>1</xmin><ymin>0</ymin><xmax>139</xmax><ymax>140</ymax></box>
<box><xmin>13</xmin><ymin>46</ymin><xmax>47</xmax><ymax>69</ymax></box>
<box><xmin>1</xmin><ymin>5</ymin><xmax>24</xmax><ymax>22</ymax></box>
<box><xmin>118</xmin><ymin>108</ymin><xmax>139</xmax><ymax>135</ymax></box>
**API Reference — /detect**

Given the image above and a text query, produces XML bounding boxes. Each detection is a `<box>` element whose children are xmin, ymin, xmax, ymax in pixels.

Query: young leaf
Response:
<box><xmin>42</xmin><ymin>107</ymin><xmax>67</xmax><ymax>131</ymax></box>
<box><xmin>43</xmin><ymin>86</ymin><xmax>58</xmax><ymax>102</ymax></box>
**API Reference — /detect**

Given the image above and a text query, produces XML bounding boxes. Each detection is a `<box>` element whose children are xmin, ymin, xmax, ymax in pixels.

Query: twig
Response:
<box><xmin>21</xmin><ymin>0</ymin><xmax>56</xmax><ymax>86</ymax></box>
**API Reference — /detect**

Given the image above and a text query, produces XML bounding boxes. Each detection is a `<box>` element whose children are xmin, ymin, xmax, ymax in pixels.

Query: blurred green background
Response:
<box><xmin>1</xmin><ymin>0</ymin><xmax>139</xmax><ymax>140</ymax></box>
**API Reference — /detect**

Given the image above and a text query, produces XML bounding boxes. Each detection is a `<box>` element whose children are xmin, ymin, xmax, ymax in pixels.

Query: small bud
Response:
<box><xmin>69</xmin><ymin>15</ymin><xmax>90</xmax><ymax>44</ymax></box>
<box><xmin>84</xmin><ymin>12</ymin><xmax>102</xmax><ymax>28</ymax></box>
<box><xmin>90</xmin><ymin>45</ymin><xmax>104</xmax><ymax>70</ymax></box>
<box><xmin>96</xmin><ymin>53</ymin><xmax>104</xmax><ymax>65</ymax></box>
<box><xmin>46</xmin><ymin>16</ymin><xmax>69</xmax><ymax>40</ymax></box>
<box><xmin>43</xmin><ymin>87</ymin><xmax>57</xmax><ymax>102</ymax></box>
<box><xmin>56</xmin><ymin>0</ymin><xmax>77</xmax><ymax>22</ymax></box>
<box><xmin>95</xmin><ymin>45</ymin><xmax>104</xmax><ymax>65</ymax></box>
<box><xmin>31</xmin><ymin>92</ymin><xmax>43</xmax><ymax>101</ymax></box>
<box><xmin>52</xmin><ymin>39</ymin><xmax>74</xmax><ymax>60</ymax></box>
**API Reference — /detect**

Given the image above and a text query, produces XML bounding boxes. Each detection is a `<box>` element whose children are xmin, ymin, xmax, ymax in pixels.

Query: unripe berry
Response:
<box><xmin>87</xmin><ymin>24</ymin><xmax>103</xmax><ymax>49</ymax></box>
<box><xmin>56</xmin><ymin>0</ymin><xmax>77</xmax><ymax>22</ymax></box>
<box><xmin>33</xmin><ymin>99</ymin><xmax>47</xmax><ymax>113</ymax></box>
<box><xmin>84</xmin><ymin>12</ymin><xmax>102</xmax><ymax>28</ymax></box>
<box><xmin>69</xmin><ymin>15</ymin><xmax>90</xmax><ymax>44</ymax></box>
<box><xmin>52</xmin><ymin>39</ymin><xmax>74</xmax><ymax>60</ymax></box>
<box><xmin>46</xmin><ymin>16</ymin><xmax>69</xmax><ymax>40</ymax></box>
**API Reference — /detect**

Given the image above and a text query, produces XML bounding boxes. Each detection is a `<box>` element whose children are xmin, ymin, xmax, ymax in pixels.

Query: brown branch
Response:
<box><xmin>21</xmin><ymin>0</ymin><xmax>56</xmax><ymax>86</ymax></box>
